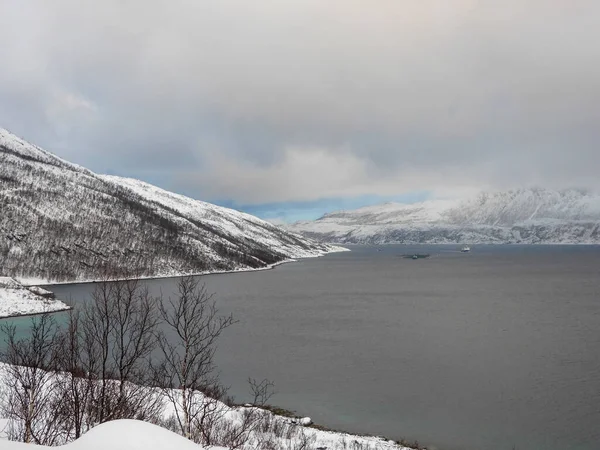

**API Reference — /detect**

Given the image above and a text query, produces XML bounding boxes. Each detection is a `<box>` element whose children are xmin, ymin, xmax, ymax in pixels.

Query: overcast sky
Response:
<box><xmin>1</xmin><ymin>1</ymin><xmax>599</xmax><ymax>221</ymax></box>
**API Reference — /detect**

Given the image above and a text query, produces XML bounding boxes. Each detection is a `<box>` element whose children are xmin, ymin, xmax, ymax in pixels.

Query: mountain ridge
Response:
<box><xmin>0</xmin><ymin>129</ymin><xmax>341</xmax><ymax>283</ymax></box>
<box><xmin>289</xmin><ymin>188</ymin><xmax>600</xmax><ymax>244</ymax></box>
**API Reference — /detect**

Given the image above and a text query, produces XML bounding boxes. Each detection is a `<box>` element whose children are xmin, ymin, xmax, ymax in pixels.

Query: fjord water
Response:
<box><xmin>37</xmin><ymin>246</ymin><xmax>600</xmax><ymax>449</ymax></box>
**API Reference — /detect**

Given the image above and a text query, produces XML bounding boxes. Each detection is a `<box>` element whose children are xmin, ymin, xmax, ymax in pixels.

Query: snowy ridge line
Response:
<box><xmin>101</xmin><ymin>175</ymin><xmax>277</xmax><ymax>229</ymax></box>
<box><xmin>100</xmin><ymin>174</ymin><xmax>346</xmax><ymax>259</ymax></box>
<box><xmin>0</xmin><ymin>128</ymin><xmax>90</xmax><ymax>175</ymax></box>
<box><xmin>289</xmin><ymin>188</ymin><xmax>600</xmax><ymax>245</ymax></box>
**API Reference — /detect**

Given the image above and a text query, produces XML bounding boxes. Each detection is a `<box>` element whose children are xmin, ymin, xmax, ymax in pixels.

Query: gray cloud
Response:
<box><xmin>1</xmin><ymin>0</ymin><xmax>599</xmax><ymax>204</ymax></box>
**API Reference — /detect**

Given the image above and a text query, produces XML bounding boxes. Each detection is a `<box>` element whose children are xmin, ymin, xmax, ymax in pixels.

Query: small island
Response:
<box><xmin>401</xmin><ymin>254</ymin><xmax>431</xmax><ymax>259</ymax></box>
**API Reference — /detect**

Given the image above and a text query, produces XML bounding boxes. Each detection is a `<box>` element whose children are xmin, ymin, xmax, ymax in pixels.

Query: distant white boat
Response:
<box><xmin>461</xmin><ymin>246</ymin><xmax>471</xmax><ymax>253</ymax></box>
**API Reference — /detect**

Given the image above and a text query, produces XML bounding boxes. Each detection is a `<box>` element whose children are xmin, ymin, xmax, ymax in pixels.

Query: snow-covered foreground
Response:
<box><xmin>0</xmin><ymin>418</ymin><xmax>414</xmax><ymax>450</ymax></box>
<box><xmin>0</xmin><ymin>419</ymin><xmax>227</xmax><ymax>450</ymax></box>
<box><xmin>0</xmin><ymin>412</ymin><xmax>411</xmax><ymax>450</ymax></box>
<box><xmin>0</xmin><ymin>363</ymin><xmax>415</xmax><ymax>450</ymax></box>
<box><xmin>0</xmin><ymin>278</ymin><xmax>70</xmax><ymax>318</ymax></box>
<box><xmin>0</xmin><ymin>420</ymin><xmax>206</xmax><ymax>450</ymax></box>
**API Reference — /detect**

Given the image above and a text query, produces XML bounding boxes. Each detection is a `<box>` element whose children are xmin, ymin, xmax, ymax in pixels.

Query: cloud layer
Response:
<box><xmin>1</xmin><ymin>0</ymin><xmax>599</xmax><ymax>205</ymax></box>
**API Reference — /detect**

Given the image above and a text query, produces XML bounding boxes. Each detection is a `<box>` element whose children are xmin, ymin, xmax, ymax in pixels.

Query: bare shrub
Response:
<box><xmin>1</xmin><ymin>278</ymin><xmax>164</xmax><ymax>443</ymax></box>
<box><xmin>77</xmin><ymin>278</ymin><xmax>163</xmax><ymax>425</ymax></box>
<box><xmin>0</xmin><ymin>276</ymin><xmax>338</xmax><ymax>450</ymax></box>
<box><xmin>154</xmin><ymin>276</ymin><xmax>235</xmax><ymax>444</ymax></box>
<box><xmin>0</xmin><ymin>314</ymin><xmax>64</xmax><ymax>445</ymax></box>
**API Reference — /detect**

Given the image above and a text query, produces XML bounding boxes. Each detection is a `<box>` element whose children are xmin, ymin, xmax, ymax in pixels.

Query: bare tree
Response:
<box><xmin>248</xmin><ymin>377</ymin><xmax>275</xmax><ymax>407</ymax></box>
<box><xmin>54</xmin><ymin>309</ymin><xmax>91</xmax><ymax>441</ymax></box>
<box><xmin>217</xmin><ymin>378</ymin><xmax>276</xmax><ymax>449</ymax></box>
<box><xmin>81</xmin><ymin>278</ymin><xmax>163</xmax><ymax>424</ymax></box>
<box><xmin>0</xmin><ymin>279</ymin><xmax>164</xmax><ymax>444</ymax></box>
<box><xmin>154</xmin><ymin>276</ymin><xmax>235</xmax><ymax>444</ymax></box>
<box><xmin>1</xmin><ymin>277</ymin><xmax>294</xmax><ymax>449</ymax></box>
<box><xmin>0</xmin><ymin>314</ymin><xmax>64</xmax><ymax>445</ymax></box>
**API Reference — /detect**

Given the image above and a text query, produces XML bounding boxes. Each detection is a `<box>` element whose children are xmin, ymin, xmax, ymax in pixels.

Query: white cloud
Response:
<box><xmin>1</xmin><ymin>0</ymin><xmax>600</xmax><ymax>204</ymax></box>
<box><xmin>186</xmin><ymin>145</ymin><xmax>487</xmax><ymax>204</ymax></box>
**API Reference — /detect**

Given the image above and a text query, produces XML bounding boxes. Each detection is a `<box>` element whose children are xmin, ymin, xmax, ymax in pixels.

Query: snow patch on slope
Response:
<box><xmin>0</xmin><ymin>278</ymin><xmax>70</xmax><ymax>318</ymax></box>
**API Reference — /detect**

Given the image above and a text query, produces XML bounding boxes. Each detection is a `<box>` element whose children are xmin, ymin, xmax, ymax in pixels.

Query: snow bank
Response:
<box><xmin>0</xmin><ymin>415</ymin><xmax>412</xmax><ymax>450</ymax></box>
<box><xmin>0</xmin><ymin>278</ymin><xmax>70</xmax><ymax>318</ymax></box>
<box><xmin>0</xmin><ymin>419</ymin><xmax>227</xmax><ymax>450</ymax></box>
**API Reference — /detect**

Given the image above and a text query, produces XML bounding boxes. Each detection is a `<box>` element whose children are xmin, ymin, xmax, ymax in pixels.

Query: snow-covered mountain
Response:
<box><xmin>0</xmin><ymin>129</ymin><xmax>340</xmax><ymax>283</ymax></box>
<box><xmin>289</xmin><ymin>189</ymin><xmax>600</xmax><ymax>244</ymax></box>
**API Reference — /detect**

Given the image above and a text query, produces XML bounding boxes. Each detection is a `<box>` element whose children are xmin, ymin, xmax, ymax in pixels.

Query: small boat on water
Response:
<box><xmin>461</xmin><ymin>246</ymin><xmax>471</xmax><ymax>253</ymax></box>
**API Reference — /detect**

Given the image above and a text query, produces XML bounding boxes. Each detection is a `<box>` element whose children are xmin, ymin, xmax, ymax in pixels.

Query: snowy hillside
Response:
<box><xmin>289</xmin><ymin>189</ymin><xmax>600</xmax><ymax>244</ymax></box>
<box><xmin>0</xmin><ymin>129</ymin><xmax>341</xmax><ymax>283</ymax></box>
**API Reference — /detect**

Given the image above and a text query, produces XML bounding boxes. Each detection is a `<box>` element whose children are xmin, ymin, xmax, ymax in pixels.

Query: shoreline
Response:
<box><xmin>17</xmin><ymin>246</ymin><xmax>350</xmax><ymax>288</ymax></box>
<box><xmin>323</xmin><ymin>241</ymin><xmax>600</xmax><ymax>246</ymax></box>
<box><xmin>0</xmin><ymin>278</ymin><xmax>74</xmax><ymax>320</ymax></box>
<box><xmin>0</xmin><ymin>305</ymin><xmax>73</xmax><ymax>320</ymax></box>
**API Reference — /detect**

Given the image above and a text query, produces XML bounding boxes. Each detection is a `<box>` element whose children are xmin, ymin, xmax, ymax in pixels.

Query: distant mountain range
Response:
<box><xmin>0</xmin><ymin>129</ymin><xmax>339</xmax><ymax>283</ymax></box>
<box><xmin>289</xmin><ymin>189</ymin><xmax>600</xmax><ymax>244</ymax></box>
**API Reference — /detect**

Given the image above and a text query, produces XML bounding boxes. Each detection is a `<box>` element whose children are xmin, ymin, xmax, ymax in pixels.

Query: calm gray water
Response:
<box><xmin>4</xmin><ymin>245</ymin><xmax>600</xmax><ymax>450</ymax></box>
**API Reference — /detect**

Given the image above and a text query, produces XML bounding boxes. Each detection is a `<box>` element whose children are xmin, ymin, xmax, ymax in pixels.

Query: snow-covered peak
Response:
<box><xmin>0</xmin><ymin>128</ymin><xmax>88</xmax><ymax>174</ymax></box>
<box><xmin>289</xmin><ymin>188</ymin><xmax>600</xmax><ymax>244</ymax></box>
<box><xmin>320</xmin><ymin>199</ymin><xmax>460</xmax><ymax>225</ymax></box>
<box><xmin>447</xmin><ymin>188</ymin><xmax>600</xmax><ymax>226</ymax></box>
<box><xmin>307</xmin><ymin>188</ymin><xmax>600</xmax><ymax>227</ymax></box>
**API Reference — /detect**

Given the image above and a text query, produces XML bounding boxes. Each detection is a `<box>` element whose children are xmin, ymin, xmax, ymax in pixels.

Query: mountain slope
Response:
<box><xmin>289</xmin><ymin>189</ymin><xmax>600</xmax><ymax>244</ymax></box>
<box><xmin>0</xmin><ymin>129</ymin><xmax>340</xmax><ymax>283</ymax></box>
